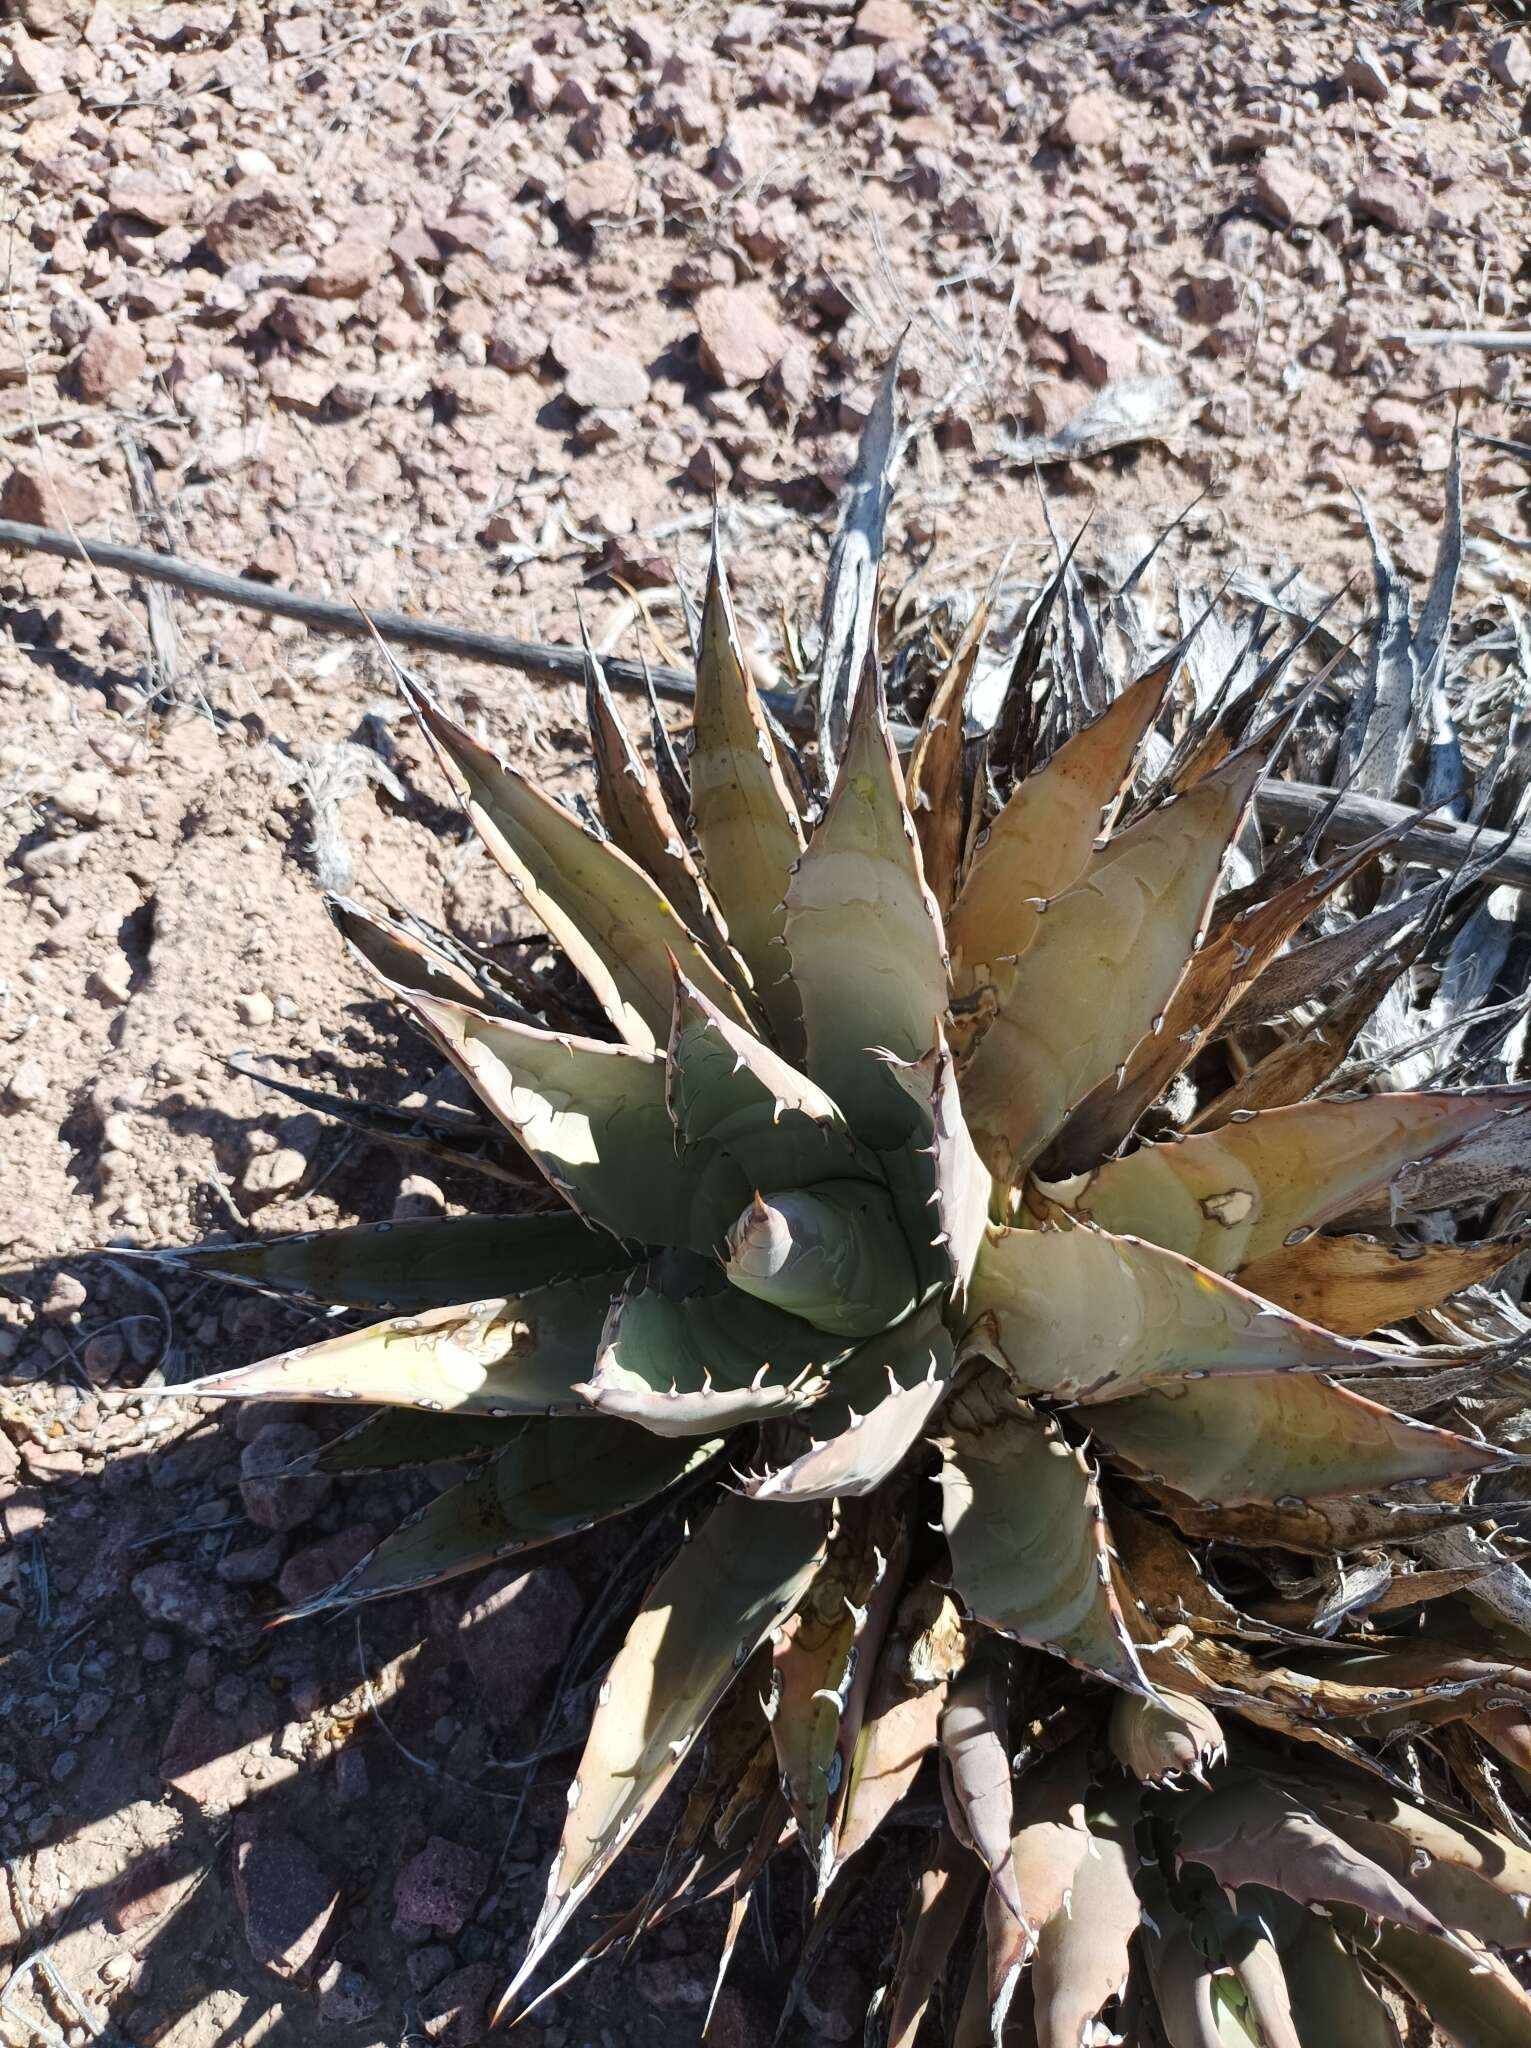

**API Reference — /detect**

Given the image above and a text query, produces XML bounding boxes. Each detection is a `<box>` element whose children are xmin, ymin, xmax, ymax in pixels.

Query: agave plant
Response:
<box><xmin>143</xmin><ymin>398</ymin><xmax>1531</xmax><ymax>2044</ymax></box>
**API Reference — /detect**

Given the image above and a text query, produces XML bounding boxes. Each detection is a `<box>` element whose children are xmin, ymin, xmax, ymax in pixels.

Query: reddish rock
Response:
<box><xmin>239</xmin><ymin>1421</ymin><xmax>330</xmax><ymax>1532</ymax></box>
<box><xmin>316</xmin><ymin>1960</ymin><xmax>382</xmax><ymax>2024</ymax></box>
<box><xmin>277</xmin><ymin>1524</ymin><xmax>375</xmax><ymax>1608</ymax></box>
<box><xmin>109</xmin><ymin>1844</ymin><xmax>196</xmax><ymax>1933</ymax></box>
<box><xmin>204</xmin><ymin>182</ymin><xmax>305</xmax><ymax>266</ymax></box>
<box><xmin>1342</xmin><ymin>45</ymin><xmax>1392</xmax><ymax>104</ymax></box>
<box><xmin>708</xmin><ymin>1987</ymin><xmax>770</xmax><ymax>2048</ymax></box>
<box><xmin>696</xmin><ymin>285</ymin><xmax>788</xmax><ymax>385</ymax></box>
<box><xmin>159</xmin><ymin>1695</ymin><xmax>252</xmax><ymax>1811</ymax></box>
<box><xmin>1253</xmin><ymin>153</ymin><xmax>1332</xmax><ymax>228</ymax></box>
<box><xmin>0</xmin><ymin>458</ymin><xmax>97</xmax><ymax>528</ymax></box>
<box><xmin>74</xmin><ymin>323</ymin><xmax>145</xmax><ymax>402</ymax></box>
<box><xmin>1063</xmin><ymin>311</ymin><xmax>1139</xmax><ymax>388</ymax></box>
<box><xmin>563</xmin><ymin>157</ymin><xmax>639</xmax><ymax>225</ymax></box>
<box><xmin>420</xmin><ymin>1963</ymin><xmax>496</xmax><ymax>2045</ymax></box>
<box><xmin>1490</xmin><ymin>36</ymin><xmax>1531</xmax><ymax>91</ymax></box>
<box><xmin>1353</xmin><ymin>172</ymin><xmax>1427</xmax><ymax>234</ymax></box>
<box><xmin>233</xmin><ymin>1822</ymin><xmax>340</xmax><ymax>1983</ymax></box>
<box><xmin>818</xmin><ymin>43</ymin><xmax>876</xmax><ymax>100</ymax></box>
<box><xmin>1053</xmin><ymin>89</ymin><xmax>1118</xmax><ymax>148</ymax></box>
<box><xmin>394</xmin><ymin>1837</ymin><xmax>490</xmax><ymax>1937</ymax></box>
<box><xmin>458</xmin><ymin>1564</ymin><xmax>582</xmax><ymax>1724</ymax></box>
<box><xmin>132</xmin><ymin>1563</ymin><xmax>259</xmax><ymax>1648</ymax></box>
<box><xmin>563</xmin><ymin>344</ymin><xmax>650</xmax><ymax>410</ymax></box>
<box><xmin>307</xmin><ymin>232</ymin><xmax>388</xmax><ymax>299</ymax></box>
<box><xmin>107</xmin><ymin>168</ymin><xmax>194</xmax><ymax>227</ymax></box>
<box><xmin>717</xmin><ymin>5</ymin><xmax>775</xmax><ymax>52</ymax></box>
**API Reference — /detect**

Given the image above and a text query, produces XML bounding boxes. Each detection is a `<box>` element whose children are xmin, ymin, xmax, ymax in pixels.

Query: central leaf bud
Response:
<box><xmin>723</xmin><ymin>1177</ymin><xmax>919</xmax><ymax>1338</ymax></box>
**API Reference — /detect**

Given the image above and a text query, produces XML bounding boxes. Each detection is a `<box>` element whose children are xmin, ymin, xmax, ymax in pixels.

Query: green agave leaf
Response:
<box><xmin>938</xmin><ymin>1651</ymin><xmax>1031</xmax><ymax>2037</ymax></box>
<box><xmin>404</xmin><ymin>676</ymin><xmax>749</xmax><ymax>1050</ymax></box>
<box><xmin>833</xmin><ymin>1581</ymin><xmax>968</xmax><ymax>1877</ymax></box>
<box><xmin>342</xmin><ymin>959</ymin><xmax>747</xmax><ymax>1252</ymax></box>
<box><xmin>664</xmin><ymin>964</ymin><xmax>878</xmax><ymax>1193</ymax></box>
<box><xmin>1370</xmin><ymin>1923</ymin><xmax>1531</xmax><ymax>2048</ymax></box>
<box><xmin>1030</xmin><ymin>1796</ymin><xmax>1142</xmax><ymax>2048</ymax></box>
<box><xmin>1146</xmin><ymin>1922</ymin><xmax>1266</xmax><ymax>2048</ymax></box>
<box><xmin>147</xmin><ymin>1211</ymin><xmax>635</xmax><ymax>1311</ymax></box>
<box><xmin>1049</xmin><ymin>822</ymin><xmax>1402</xmax><ymax>1176</ymax></box>
<box><xmin>576</xmin><ymin>1268</ymin><xmax>850</xmax><ymax>1435</ymax></box>
<box><xmin>169</xmin><ymin>1279</ymin><xmax>614</xmax><ymax>1414</ymax></box>
<box><xmin>960</xmin><ymin>736</ymin><xmax>1271</xmax><ymax>1186</ymax></box>
<box><xmin>1304</xmin><ymin>1784</ymin><xmax>1531</xmax><ymax>1950</ymax></box>
<box><xmin>768</xmin><ymin>1492</ymin><xmax>907</xmax><ymax>1896</ymax></box>
<box><xmin>314</xmin><ymin>1409</ymin><xmax>525</xmax><ymax>1473</ymax></box>
<box><xmin>283</xmin><ymin>1417</ymin><xmax>717</xmax><ymax>1616</ymax></box>
<box><xmin>723</xmin><ymin>1179</ymin><xmax>920</xmax><ymax>1338</ymax></box>
<box><xmin>1109</xmin><ymin>1688</ymin><xmax>1226</xmax><ymax>1787</ymax></box>
<box><xmin>783</xmin><ymin>659</ymin><xmax>949</xmax><ymax>1148</ymax></box>
<box><xmin>1280</xmin><ymin>1918</ymin><xmax>1402</xmax><ymax>2048</ymax></box>
<box><xmin>585</xmin><ymin>645</ymin><xmax>735</xmax><ymax>972</ymax></box>
<box><xmin>882</xmin><ymin>1034</ymin><xmax>994</xmax><ymax>1297</ymax></box>
<box><xmin>882</xmin><ymin>1830</ymin><xmax>984</xmax><ymax>2048</ymax></box>
<box><xmin>1172</xmin><ymin>1779</ymin><xmax>1461</xmax><ymax>1945</ymax></box>
<box><xmin>1008</xmin><ymin>1743</ymin><xmax>1092</xmax><ymax>1950</ymax></box>
<box><xmin>1063</xmin><ymin>1092</ymin><xmax>1531</xmax><ymax>1279</ymax></box>
<box><xmin>500</xmin><ymin>1492</ymin><xmax>827</xmax><ymax>2015</ymax></box>
<box><xmin>965</xmin><ymin>1222</ymin><xmax>1384</xmax><ymax>1406</ymax></box>
<box><xmin>1238</xmin><ymin>1232</ymin><xmax>1530</xmax><ymax>1340</ymax></box>
<box><xmin>687</xmin><ymin>543</ymin><xmax>805</xmax><ymax>1045</ymax></box>
<box><xmin>935</xmin><ymin>1367</ymin><xmax>1151</xmax><ymax>1694</ymax></box>
<box><xmin>1088</xmin><ymin>1372</ymin><xmax>1503</xmax><ymax>1508</ymax></box>
<box><xmin>947</xmin><ymin>657</ymin><xmax>1169</xmax><ymax>996</ymax></box>
<box><xmin>741</xmin><ymin>1300</ymin><xmax>953</xmax><ymax>1504</ymax></box>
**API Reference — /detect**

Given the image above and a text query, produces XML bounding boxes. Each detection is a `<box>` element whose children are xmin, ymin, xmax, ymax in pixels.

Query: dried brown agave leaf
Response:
<box><xmin>1141</xmin><ymin>1480</ymin><xmax>1475</xmax><ymax>1559</ymax></box>
<box><xmin>946</xmin><ymin>657</ymin><xmax>1169</xmax><ymax>996</ymax></box>
<box><xmin>1238</xmin><ymin>1232</ymin><xmax>1531</xmax><ymax>1340</ymax></box>
<box><xmin>1062</xmin><ymin>1092</ymin><xmax>1531</xmax><ymax>1279</ymax></box>
<box><xmin>499</xmin><ymin>1493</ymin><xmax>827</xmax><ymax>2018</ymax></box>
<box><xmin>283</xmin><ymin>1419</ymin><xmax>719</xmax><ymax>1616</ymax></box>
<box><xmin>833</xmin><ymin>1580</ymin><xmax>968</xmax><ymax>1877</ymax></box>
<box><xmin>170</xmin><ymin>1282</ymin><xmax>612</xmax><ymax>1413</ymax></box>
<box><xmin>585</xmin><ymin>646</ymin><xmax>734</xmax><ymax>971</ymax></box>
<box><xmin>965</xmin><ymin>1220</ymin><xmax>1387</xmax><ymax>1404</ymax></box>
<box><xmin>768</xmin><ymin>1493</ymin><xmax>907</xmax><ymax>1894</ymax></box>
<box><xmin>1089</xmin><ymin>1372</ymin><xmax>1501</xmax><ymax>1509</ymax></box>
<box><xmin>960</xmin><ymin>736</ymin><xmax>1272</xmax><ymax>1186</ymax></box>
<box><xmin>688</xmin><ymin>542</ymin><xmax>805</xmax><ymax>1045</ymax></box>
<box><xmin>881</xmin><ymin>1828</ymin><xmax>983</xmax><ymax>2048</ymax></box>
<box><xmin>784</xmin><ymin>660</ymin><xmax>948</xmax><ymax>1146</ymax></box>
<box><xmin>141</xmin><ymin>1210</ymin><xmax>633</xmax><ymax>1312</ymax></box>
<box><xmin>405</xmin><ymin>677</ymin><xmax>750</xmax><ymax>1050</ymax></box>
<box><xmin>906</xmin><ymin>589</ymin><xmax>988</xmax><ymax>915</ymax></box>
<box><xmin>936</xmin><ymin>1368</ymin><xmax>1151</xmax><ymax>1694</ymax></box>
<box><xmin>1030</xmin><ymin>1796</ymin><xmax>1142</xmax><ymax>2048</ymax></box>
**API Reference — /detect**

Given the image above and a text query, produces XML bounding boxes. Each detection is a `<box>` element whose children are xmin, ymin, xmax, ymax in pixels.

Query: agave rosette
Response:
<box><xmin>146</xmin><ymin>441</ymin><xmax>1531</xmax><ymax>2042</ymax></box>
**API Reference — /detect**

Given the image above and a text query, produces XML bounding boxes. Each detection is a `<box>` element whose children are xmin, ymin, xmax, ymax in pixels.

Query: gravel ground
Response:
<box><xmin>3</xmin><ymin>3</ymin><xmax>1531</xmax><ymax>2044</ymax></box>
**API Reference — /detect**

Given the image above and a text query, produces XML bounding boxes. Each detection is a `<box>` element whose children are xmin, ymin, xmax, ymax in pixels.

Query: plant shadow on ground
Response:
<box><xmin>0</xmin><ymin>1126</ymin><xmax>909</xmax><ymax>2048</ymax></box>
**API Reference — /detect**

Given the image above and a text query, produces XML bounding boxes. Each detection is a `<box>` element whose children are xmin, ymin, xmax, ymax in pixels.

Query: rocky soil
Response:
<box><xmin>3</xmin><ymin>1</ymin><xmax>1531</xmax><ymax>2044</ymax></box>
